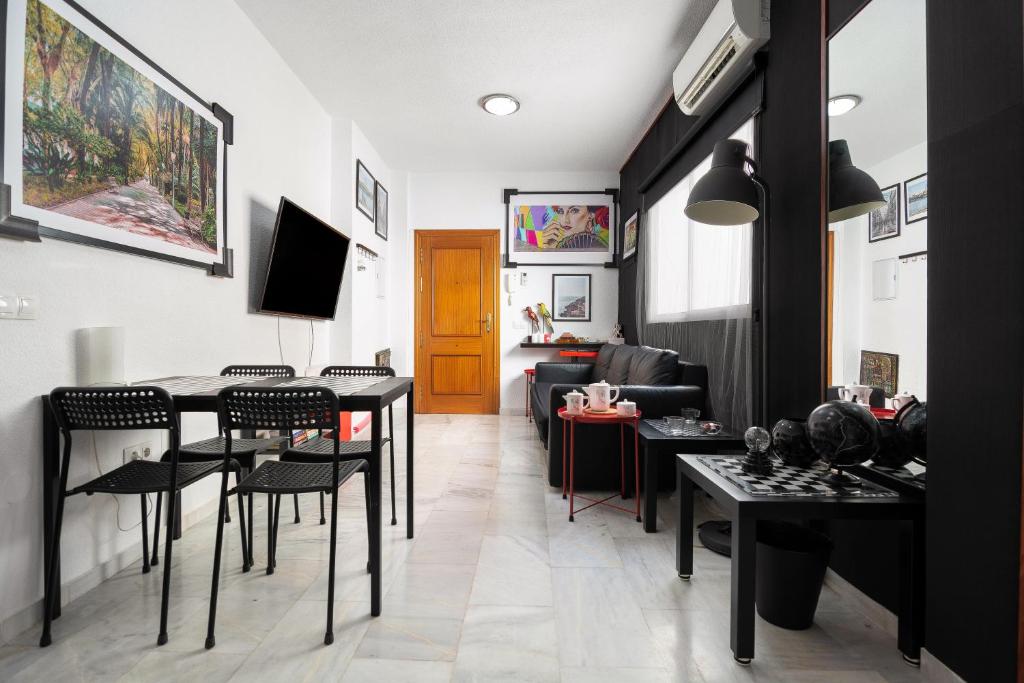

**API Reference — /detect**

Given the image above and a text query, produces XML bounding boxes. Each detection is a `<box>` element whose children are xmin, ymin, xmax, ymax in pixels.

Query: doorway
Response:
<box><xmin>414</xmin><ymin>230</ymin><xmax>500</xmax><ymax>414</ymax></box>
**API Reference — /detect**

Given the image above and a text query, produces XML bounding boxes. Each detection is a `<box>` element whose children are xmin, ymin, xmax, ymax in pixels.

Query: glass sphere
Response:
<box><xmin>744</xmin><ymin>426</ymin><xmax>771</xmax><ymax>453</ymax></box>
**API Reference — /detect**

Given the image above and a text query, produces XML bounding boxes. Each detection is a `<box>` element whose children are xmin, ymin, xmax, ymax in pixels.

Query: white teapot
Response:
<box><xmin>585</xmin><ymin>380</ymin><xmax>620</xmax><ymax>412</ymax></box>
<box><xmin>891</xmin><ymin>392</ymin><xmax>916</xmax><ymax>411</ymax></box>
<box><xmin>838</xmin><ymin>384</ymin><xmax>873</xmax><ymax>404</ymax></box>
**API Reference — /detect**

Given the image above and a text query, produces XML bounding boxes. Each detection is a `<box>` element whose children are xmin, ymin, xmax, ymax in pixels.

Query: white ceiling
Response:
<box><xmin>235</xmin><ymin>0</ymin><xmax>716</xmax><ymax>172</ymax></box>
<box><xmin>828</xmin><ymin>0</ymin><xmax>927</xmax><ymax>170</ymax></box>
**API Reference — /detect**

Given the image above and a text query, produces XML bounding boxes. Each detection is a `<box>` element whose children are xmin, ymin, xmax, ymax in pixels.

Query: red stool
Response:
<box><xmin>524</xmin><ymin>368</ymin><xmax>536</xmax><ymax>421</ymax></box>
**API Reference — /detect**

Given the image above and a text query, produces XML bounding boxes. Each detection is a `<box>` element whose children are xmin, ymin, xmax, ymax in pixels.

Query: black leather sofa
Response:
<box><xmin>531</xmin><ymin>343</ymin><xmax>710</xmax><ymax>491</ymax></box>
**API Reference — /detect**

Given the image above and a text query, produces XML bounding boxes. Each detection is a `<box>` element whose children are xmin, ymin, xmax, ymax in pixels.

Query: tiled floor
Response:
<box><xmin>0</xmin><ymin>414</ymin><xmax>922</xmax><ymax>682</ymax></box>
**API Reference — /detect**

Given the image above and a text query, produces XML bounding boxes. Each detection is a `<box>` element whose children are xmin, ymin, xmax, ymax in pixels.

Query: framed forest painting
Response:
<box><xmin>2</xmin><ymin>0</ymin><xmax>233</xmax><ymax>273</ymax></box>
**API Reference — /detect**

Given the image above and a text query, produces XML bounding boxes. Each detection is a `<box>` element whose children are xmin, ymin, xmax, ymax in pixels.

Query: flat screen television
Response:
<box><xmin>258</xmin><ymin>197</ymin><xmax>350</xmax><ymax>320</ymax></box>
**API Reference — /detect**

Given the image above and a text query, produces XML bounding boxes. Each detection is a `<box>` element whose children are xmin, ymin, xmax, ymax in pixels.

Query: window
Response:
<box><xmin>645</xmin><ymin>119</ymin><xmax>755</xmax><ymax>323</ymax></box>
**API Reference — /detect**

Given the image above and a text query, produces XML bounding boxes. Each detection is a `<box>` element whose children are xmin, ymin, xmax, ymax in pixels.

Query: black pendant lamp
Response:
<box><xmin>684</xmin><ymin>139</ymin><xmax>763</xmax><ymax>226</ymax></box>
<box><xmin>828</xmin><ymin>139</ymin><xmax>884</xmax><ymax>223</ymax></box>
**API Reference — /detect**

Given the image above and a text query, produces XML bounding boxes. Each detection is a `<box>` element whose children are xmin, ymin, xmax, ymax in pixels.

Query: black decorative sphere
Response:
<box><xmin>897</xmin><ymin>400</ymin><xmax>927</xmax><ymax>463</ymax></box>
<box><xmin>771</xmin><ymin>418</ymin><xmax>818</xmax><ymax>467</ymax></box>
<box><xmin>806</xmin><ymin>401</ymin><xmax>880</xmax><ymax>468</ymax></box>
<box><xmin>872</xmin><ymin>419</ymin><xmax>913</xmax><ymax>468</ymax></box>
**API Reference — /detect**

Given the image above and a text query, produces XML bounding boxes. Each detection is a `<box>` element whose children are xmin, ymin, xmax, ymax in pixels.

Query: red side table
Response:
<box><xmin>557</xmin><ymin>406</ymin><xmax>642</xmax><ymax>523</ymax></box>
<box><xmin>524</xmin><ymin>368</ymin><xmax>536</xmax><ymax>421</ymax></box>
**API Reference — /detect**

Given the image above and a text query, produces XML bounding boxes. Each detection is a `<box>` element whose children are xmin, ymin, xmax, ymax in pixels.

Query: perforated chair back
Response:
<box><xmin>218</xmin><ymin>387</ymin><xmax>340</xmax><ymax>433</ymax></box>
<box><xmin>49</xmin><ymin>386</ymin><xmax>178</xmax><ymax>435</ymax></box>
<box><xmin>221</xmin><ymin>365</ymin><xmax>295</xmax><ymax>378</ymax></box>
<box><xmin>321</xmin><ymin>365</ymin><xmax>395</xmax><ymax>378</ymax></box>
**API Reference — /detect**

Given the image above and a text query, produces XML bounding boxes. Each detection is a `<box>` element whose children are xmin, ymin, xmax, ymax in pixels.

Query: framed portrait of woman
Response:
<box><xmin>503</xmin><ymin>189</ymin><xmax>617</xmax><ymax>266</ymax></box>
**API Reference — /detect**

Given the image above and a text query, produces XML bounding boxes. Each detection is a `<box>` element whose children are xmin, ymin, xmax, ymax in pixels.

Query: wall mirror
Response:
<box><xmin>827</xmin><ymin>0</ymin><xmax>927</xmax><ymax>405</ymax></box>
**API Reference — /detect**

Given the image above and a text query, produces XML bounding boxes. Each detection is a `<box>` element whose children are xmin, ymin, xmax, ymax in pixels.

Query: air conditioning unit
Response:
<box><xmin>673</xmin><ymin>0</ymin><xmax>770</xmax><ymax>116</ymax></box>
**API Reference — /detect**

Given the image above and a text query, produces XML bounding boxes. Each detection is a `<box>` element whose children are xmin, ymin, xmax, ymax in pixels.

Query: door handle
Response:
<box><xmin>484</xmin><ymin>312</ymin><xmax>492</xmax><ymax>333</ymax></box>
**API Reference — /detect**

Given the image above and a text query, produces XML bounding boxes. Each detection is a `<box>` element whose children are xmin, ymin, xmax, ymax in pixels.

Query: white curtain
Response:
<box><xmin>635</xmin><ymin>118</ymin><xmax>755</xmax><ymax>430</ymax></box>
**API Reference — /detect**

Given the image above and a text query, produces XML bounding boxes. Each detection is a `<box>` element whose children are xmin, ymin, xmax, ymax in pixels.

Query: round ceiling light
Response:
<box><xmin>827</xmin><ymin>95</ymin><xmax>861</xmax><ymax>117</ymax></box>
<box><xmin>480</xmin><ymin>94</ymin><xmax>520</xmax><ymax>116</ymax></box>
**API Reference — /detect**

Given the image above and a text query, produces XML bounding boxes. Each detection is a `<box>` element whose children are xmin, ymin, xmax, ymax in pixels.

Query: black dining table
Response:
<box><xmin>40</xmin><ymin>374</ymin><xmax>414</xmax><ymax>621</ymax></box>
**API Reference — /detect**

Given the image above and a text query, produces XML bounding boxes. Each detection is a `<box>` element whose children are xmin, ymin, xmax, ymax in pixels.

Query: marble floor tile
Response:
<box><xmin>227</xmin><ymin>600</ymin><xmax>371</xmax><ymax>681</ymax></box>
<box><xmin>120</xmin><ymin>650</ymin><xmax>247</xmax><ymax>683</ymax></box>
<box><xmin>453</xmin><ymin>605</ymin><xmax>559</xmax><ymax>682</ymax></box>
<box><xmin>356</xmin><ymin>616</ymin><xmax>462</xmax><ymax>661</ymax></box>
<box><xmin>469</xmin><ymin>534</ymin><xmax>551</xmax><ymax>607</ymax></box>
<box><xmin>341</xmin><ymin>658</ymin><xmax>454</xmax><ymax>682</ymax></box>
<box><xmin>5</xmin><ymin>415</ymin><xmax>920</xmax><ymax>683</ymax></box>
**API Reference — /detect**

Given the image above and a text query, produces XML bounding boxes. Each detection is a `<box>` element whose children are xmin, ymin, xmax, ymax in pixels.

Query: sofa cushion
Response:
<box><xmin>605</xmin><ymin>345</ymin><xmax>635</xmax><ymax>385</ymax></box>
<box><xmin>626</xmin><ymin>346</ymin><xmax>680</xmax><ymax>386</ymax></box>
<box><xmin>592</xmin><ymin>345</ymin><xmax>618</xmax><ymax>381</ymax></box>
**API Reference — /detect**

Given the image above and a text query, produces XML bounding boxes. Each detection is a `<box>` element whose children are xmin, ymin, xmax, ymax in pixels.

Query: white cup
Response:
<box><xmin>616</xmin><ymin>400</ymin><xmax>636</xmax><ymax>417</ymax></box>
<box><xmin>564</xmin><ymin>390</ymin><xmax>589</xmax><ymax>415</ymax></box>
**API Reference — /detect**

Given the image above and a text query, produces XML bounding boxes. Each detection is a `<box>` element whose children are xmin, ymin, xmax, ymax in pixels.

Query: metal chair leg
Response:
<box><xmin>293</xmin><ymin>494</ymin><xmax>301</xmax><ymax>524</ymax></box>
<box><xmin>271</xmin><ymin>494</ymin><xmax>281</xmax><ymax>569</ymax></box>
<box><xmin>388</xmin><ymin>407</ymin><xmax>397</xmax><ymax>526</ymax></box>
<box><xmin>364</xmin><ymin>474</ymin><xmax>372</xmax><ymax>574</ymax></box>
<box><xmin>141</xmin><ymin>495</ymin><xmax>151</xmax><ymax>574</ymax></box>
<box><xmin>319</xmin><ymin>492</ymin><xmax>326</xmax><ymax>525</ymax></box>
<box><xmin>325</xmin><ymin>486</ymin><xmax>339</xmax><ymax>645</ymax></box>
<box><xmin>151</xmin><ymin>492</ymin><xmax>162</xmax><ymax>566</ymax></box>
<box><xmin>266</xmin><ymin>494</ymin><xmax>275</xmax><ymax>575</ymax></box>
<box><xmin>204</xmin><ymin>470</ymin><xmax>232</xmax><ymax>649</ymax></box>
<box><xmin>235</xmin><ymin>473</ymin><xmax>250</xmax><ymax>573</ymax></box>
<box><xmin>157</xmin><ymin>485</ymin><xmax>178</xmax><ymax>645</ymax></box>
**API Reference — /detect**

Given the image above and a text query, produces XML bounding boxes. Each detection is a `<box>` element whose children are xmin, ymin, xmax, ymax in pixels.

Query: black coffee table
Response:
<box><xmin>675</xmin><ymin>454</ymin><xmax>924</xmax><ymax>665</ymax></box>
<box><xmin>639</xmin><ymin>419</ymin><xmax>745</xmax><ymax>532</ymax></box>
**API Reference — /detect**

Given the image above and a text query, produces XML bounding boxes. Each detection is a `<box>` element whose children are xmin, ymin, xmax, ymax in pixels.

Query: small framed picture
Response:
<box><xmin>552</xmin><ymin>273</ymin><xmax>592</xmax><ymax>321</ymax></box>
<box><xmin>869</xmin><ymin>184</ymin><xmax>900</xmax><ymax>243</ymax></box>
<box><xmin>622</xmin><ymin>211</ymin><xmax>639</xmax><ymax>261</ymax></box>
<box><xmin>904</xmin><ymin>173</ymin><xmax>927</xmax><ymax>224</ymax></box>
<box><xmin>356</xmin><ymin>160</ymin><xmax>375</xmax><ymax>222</ymax></box>
<box><xmin>375</xmin><ymin>182</ymin><xmax>389</xmax><ymax>240</ymax></box>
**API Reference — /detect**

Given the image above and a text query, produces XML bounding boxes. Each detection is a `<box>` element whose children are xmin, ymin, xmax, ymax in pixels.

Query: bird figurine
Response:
<box><xmin>523</xmin><ymin>306</ymin><xmax>540</xmax><ymax>335</ymax></box>
<box><xmin>537</xmin><ymin>302</ymin><xmax>554</xmax><ymax>335</ymax></box>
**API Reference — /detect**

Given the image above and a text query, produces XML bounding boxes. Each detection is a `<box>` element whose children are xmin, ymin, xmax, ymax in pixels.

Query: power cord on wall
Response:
<box><xmin>277</xmin><ymin>315</ymin><xmax>285</xmax><ymax>365</ymax></box>
<box><xmin>91</xmin><ymin>432</ymin><xmax>153</xmax><ymax>532</ymax></box>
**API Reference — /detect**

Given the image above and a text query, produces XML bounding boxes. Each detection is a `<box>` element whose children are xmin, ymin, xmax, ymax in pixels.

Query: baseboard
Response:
<box><xmin>0</xmin><ymin>494</ymin><xmax>221</xmax><ymax>645</ymax></box>
<box><xmin>921</xmin><ymin>649</ymin><xmax>967</xmax><ymax>683</ymax></box>
<box><xmin>823</xmin><ymin>568</ymin><xmax>899</xmax><ymax>639</ymax></box>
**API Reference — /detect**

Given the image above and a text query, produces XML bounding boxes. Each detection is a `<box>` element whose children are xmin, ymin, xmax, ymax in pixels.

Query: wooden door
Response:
<box><xmin>827</xmin><ymin>230</ymin><xmax>835</xmax><ymax>385</ymax></box>
<box><xmin>414</xmin><ymin>230</ymin><xmax>500</xmax><ymax>414</ymax></box>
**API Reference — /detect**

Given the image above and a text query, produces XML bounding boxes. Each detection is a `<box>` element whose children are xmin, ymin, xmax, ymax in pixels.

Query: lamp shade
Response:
<box><xmin>76</xmin><ymin>326</ymin><xmax>126</xmax><ymax>386</ymax></box>
<box><xmin>684</xmin><ymin>139</ymin><xmax>761</xmax><ymax>226</ymax></box>
<box><xmin>828</xmin><ymin>139</ymin><xmax>885</xmax><ymax>223</ymax></box>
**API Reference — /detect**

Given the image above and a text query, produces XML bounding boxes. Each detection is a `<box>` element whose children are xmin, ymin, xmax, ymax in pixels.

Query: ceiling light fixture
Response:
<box><xmin>827</xmin><ymin>94</ymin><xmax>861</xmax><ymax>117</ymax></box>
<box><xmin>480</xmin><ymin>94</ymin><xmax>520</xmax><ymax>116</ymax></box>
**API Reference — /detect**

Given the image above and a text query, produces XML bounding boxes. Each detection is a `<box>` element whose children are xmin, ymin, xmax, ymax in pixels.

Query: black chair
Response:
<box><xmin>307</xmin><ymin>366</ymin><xmax>397</xmax><ymax>526</ymax></box>
<box><xmin>151</xmin><ymin>364</ymin><xmax>296</xmax><ymax>569</ymax></box>
<box><xmin>41</xmin><ymin>387</ymin><xmax>248</xmax><ymax>648</ymax></box>
<box><xmin>205</xmin><ymin>386</ymin><xmax>370</xmax><ymax>649</ymax></box>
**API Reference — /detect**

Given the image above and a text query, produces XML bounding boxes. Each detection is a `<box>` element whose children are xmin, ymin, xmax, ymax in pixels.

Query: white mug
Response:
<box><xmin>616</xmin><ymin>400</ymin><xmax>636</xmax><ymax>417</ymax></box>
<box><xmin>564</xmin><ymin>390</ymin><xmax>589</xmax><ymax>415</ymax></box>
<box><xmin>891</xmin><ymin>392</ymin><xmax>915</xmax><ymax>411</ymax></box>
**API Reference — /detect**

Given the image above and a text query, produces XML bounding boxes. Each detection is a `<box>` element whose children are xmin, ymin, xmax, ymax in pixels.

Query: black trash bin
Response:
<box><xmin>755</xmin><ymin>521</ymin><xmax>833</xmax><ymax>630</ymax></box>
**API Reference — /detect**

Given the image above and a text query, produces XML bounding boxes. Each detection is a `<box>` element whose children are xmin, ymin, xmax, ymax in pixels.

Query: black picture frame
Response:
<box><xmin>374</xmin><ymin>181</ymin><xmax>388</xmax><ymax>241</ymax></box>
<box><xmin>903</xmin><ymin>172</ymin><xmax>927</xmax><ymax>224</ymax></box>
<box><xmin>502</xmin><ymin>188</ymin><xmax>619</xmax><ymax>268</ymax></box>
<box><xmin>622</xmin><ymin>210</ymin><xmax>639</xmax><ymax>261</ymax></box>
<box><xmin>0</xmin><ymin>0</ymin><xmax>234</xmax><ymax>277</ymax></box>
<box><xmin>552</xmin><ymin>273</ymin><xmax>592</xmax><ymax>322</ymax></box>
<box><xmin>356</xmin><ymin>159</ymin><xmax>375</xmax><ymax>222</ymax></box>
<box><xmin>868</xmin><ymin>183</ymin><xmax>900</xmax><ymax>243</ymax></box>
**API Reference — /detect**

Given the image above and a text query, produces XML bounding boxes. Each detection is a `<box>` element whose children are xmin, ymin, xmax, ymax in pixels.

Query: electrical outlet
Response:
<box><xmin>122</xmin><ymin>441</ymin><xmax>154</xmax><ymax>463</ymax></box>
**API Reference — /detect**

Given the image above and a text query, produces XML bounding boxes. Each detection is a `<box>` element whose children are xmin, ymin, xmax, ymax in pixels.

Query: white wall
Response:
<box><xmin>406</xmin><ymin>171</ymin><xmax>620</xmax><ymax>414</ymax></box>
<box><xmin>328</xmin><ymin>120</ymin><xmax>410</xmax><ymax>374</ymax></box>
<box><xmin>831</xmin><ymin>142</ymin><xmax>927</xmax><ymax>398</ymax></box>
<box><xmin>0</xmin><ymin>0</ymin><xmax>333</xmax><ymax>635</ymax></box>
